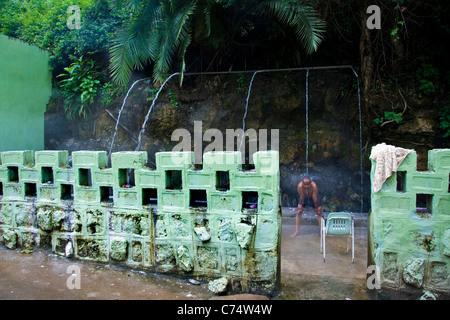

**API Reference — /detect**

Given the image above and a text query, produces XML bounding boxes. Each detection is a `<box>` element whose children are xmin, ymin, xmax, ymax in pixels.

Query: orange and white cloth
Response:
<box><xmin>369</xmin><ymin>143</ymin><xmax>413</xmax><ymax>193</ymax></box>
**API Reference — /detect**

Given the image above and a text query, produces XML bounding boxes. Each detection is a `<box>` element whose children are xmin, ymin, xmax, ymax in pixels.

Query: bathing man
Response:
<box><xmin>291</xmin><ymin>176</ymin><xmax>323</xmax><ymax>238</ymax></box>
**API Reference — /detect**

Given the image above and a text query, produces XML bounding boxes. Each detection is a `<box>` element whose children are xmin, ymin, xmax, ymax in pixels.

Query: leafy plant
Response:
<box><xmin>439</xmin><ymin>106</ymin><xmax>450</xmax><ymax>138</ymax></box>
<box><xmin>0</xmin><ymin>0</ymin><xmax>128</xmax><ymax>74</ymax></box>
<box><xmin>416</xmin><ymin>58</ymin><xmax>439</xmax><ymax>95</ymax></box>
<box><xmin>374</xmin><ymin>111</ymin><xmax>403</xmax><ymax>126</ymax></box>
<box><xmin>100</xmin><ymin>81</ymin><xmax>127</xmax><ymax>106</ymax></box>
<box><xmin>109</xmin><ymin>0</ymin><xmax>326</xmax><ymax>86</ymax></box>
<box><xmin>169</xmin><ymin>90</ymin><xmax>179</xmax><ymax>108</ymax></box>
<box><xmin>57</xmin><ymin>56</ymin><xmax>101</xmax><ymax>118</ymax></box>
<box><xmin>236</xmin><ymin>72</ymin><xmax>248</xmax><ymax>93</ymax></box>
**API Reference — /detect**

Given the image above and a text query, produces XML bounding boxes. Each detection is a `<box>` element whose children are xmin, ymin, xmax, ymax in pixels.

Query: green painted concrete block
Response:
<box><xmin>397</xmin><ymin>150</ymin><xmax>417</xmax><ymax>172</ymax></box>
<box><xmin>135</xmin><ymin>169</ymin><xmax>160</xmax><ymax>187</ymax></box>
<box><xmin>35</xmin><ymin>150</ymin><xmax>69</xmax><ymax>167</ymax></box>
<box><xmin>370</xmin><ymin>147</ymin><xmax>450</xmax><ymax>294</ymax></box>
<box><xmin>156</xmin><ymin>151</ymin><xmax>194</xmax><ymax>169</ymax></box>
<box><xmin>1</xmin><ymin>150</ymin><xmax>35</xmax><ymax>166</ymax></box>
<box><xmin>428</xmin><ymin>149</ymin><xmax>450</xmax><ymax>172</ymax></box>
<box><xmin>72</xmin><ymin>151</ymin><xmax>108</xmax><ymax>169</ymax></box>
<box><xmin>111</xmin><ymin>151</ymin><xmax>147</xmax><ymax>169</ymax></box>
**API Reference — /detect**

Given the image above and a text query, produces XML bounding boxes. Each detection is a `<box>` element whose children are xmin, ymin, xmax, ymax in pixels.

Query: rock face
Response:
<box><xmin>208</xmin><ymin>277</ymin><xmax>229</xmax><ymax>294</ymax></box>
<box><xmin>402</xmin><ymin>259</ymin><xmax>425</xmax><ymax>288</ymax></box>
<box><xmin>110</xmin><ymin>236</ymin><xmax>128</xmax><ymax>261</ymax></box>
<box><xmin>177</xmin><ymin>245</ymin><xmax>193</xmax><ymax>272</ymax></box>
<box><xmin>194</xmin><ymin>226</ymin><xmax>211</xmax><ymax>242</ymax></box>
<box><xmin>45</xmin><ymin>71</ymin><xmax>380</xmax><ymax>212</ymax></box>
<box><xmin>234</xmin><ymin>222</ymin><xmax>254</xmax><ymax>249</ymax></box>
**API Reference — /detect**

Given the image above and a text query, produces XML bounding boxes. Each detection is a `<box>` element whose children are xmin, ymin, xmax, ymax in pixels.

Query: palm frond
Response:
<box><xmin>152</xmin><ymin>0</ymin><xmax>197</xmax><ymax>83</ymax></box>
<box><xmin>109</xmin><ymin>0</ymin><xmax>160</xmax><ymax>85</ymax></box>
<box><xmin>254</xmin><ymin>0</ymin><xmax>326</xmax><ymax>54</ymax></box>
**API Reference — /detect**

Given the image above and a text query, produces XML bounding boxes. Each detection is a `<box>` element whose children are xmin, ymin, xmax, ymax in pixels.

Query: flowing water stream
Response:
<box><xmin>135</xmin><ymin>72</ymin><xmax>180</xmax><ymax>151</ymax></box>
<box><xmin>239</xmin><ymin>71</ymin><xmax>259</xmax><ymax>154</ymax></box>
<box><xmin>108</xmin><ymin>78</ymin><xmax>149</xmax><ymax>157</ymax></box>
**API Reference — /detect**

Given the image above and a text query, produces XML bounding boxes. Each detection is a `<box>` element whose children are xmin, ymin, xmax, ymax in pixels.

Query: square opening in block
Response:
<box><xmin>216</xmin><ymin>171</ymin><xmax>230</xmax><ymax>191</ymax></box>
<box><xmin>7</xmin><ymin>166</ymin><xmax>19</xmax><ymax>183</ymax></box>
<box><xmin>41</xmin><ymin>166</ymin><xmax>54</xmax><ymax>184</ymax></box>
<box><xmin>61</xmin><ymin>184</ymin><xmax>74</xmax><ymax>200</ymax></box>
<box><xmin>119</xmin><ymin>168</ymin><xmax>135</xmax><ymax>188</ymax></box>
<box><xmin>142</xmin><ymin>188</ymin><xmax>158</xmax><ymax>205</ymax></box>
<box><xmin>24</xmin><ymin>183</ymin><xmax>37</xmax><ymax>197</ymax></box>
<box><xmin>193</xmin><ymin>163</ymin><xmax>203</xmax><ymax>170</ymax></box>
<box><xmin>190</xmin><ymin>189</ymin><xmax>207</xmax><ymax>207</ymax></box>
<box><xmin>165</xmin><ymin>170</ymin><xmax>182</xmax><ymax>190</ymax></box>
<box><xmin>242</xmin><ymin>191</ymin><xmax>258</xmax><ymax>210</ymax></box>
<box><xmin>241</xmin><ymin>163</ymin><xmax>256</xmax><ymax>171</ymax></box>
<box><xmin>0</xmin><ymin>182</ymin><xmax>3</xmax><ymax>196</ymax></box>
<box><xmin>416</xmin><ymin>194</ymin><xmax>433</xmax><ymax>215</ymax></box>
<box><xmin>396</xmin><ymin>171</ymin><xmax>406</xmax><ymax>192</ymax></box>
<box><xmin>78</xmin><ymin>168</ymin><xmax>92</xmax><ymax>187</ymax></box>
<box><xmin>100</xmin><ymin>186</ymin><xmax>114</xmax><ymax>203</ymax></box>
<box><xmin>448</xmin><ymin>173</ymin><xmax>449</xmax><ymax>193</ymax></box>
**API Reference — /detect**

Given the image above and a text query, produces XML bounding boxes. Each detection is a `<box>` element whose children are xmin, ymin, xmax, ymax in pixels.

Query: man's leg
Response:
<box><xmin>315</xmin><ymin>206</ymin><xmax>323</xmax><ymax>229</ymax></box>
<box><xmin>291</xmin><ymin>204</ymin><xmax>304</xmax><ymax>238</ymax></box>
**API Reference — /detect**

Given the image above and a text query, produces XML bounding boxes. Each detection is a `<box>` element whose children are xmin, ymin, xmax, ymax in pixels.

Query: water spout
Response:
<box><xmin>108</xmin><ymin>78</ymin><xmax>149</xmax><ymax>157</ymax></box>
<box><xmin>351</xmin><ymin>68</ymin><xmax>364</xmax><ymax>214</ymax></box>
<box><xmin>305</xmin><ymin>69</ymin><xmax>309</xmax><ymax>176</ymax></box>
<box><xmin>135</xmin><ymin>72</ymin><xmax>180</xmax><ymax>151</ymax></box>
<box><xmin>239</xmin><ymin>71</ymin><xmax>259</xmax><ymax>153</ymax></box>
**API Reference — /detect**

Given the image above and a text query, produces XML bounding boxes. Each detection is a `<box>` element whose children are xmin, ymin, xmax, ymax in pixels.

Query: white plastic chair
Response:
<box><xmin>320</xmin><ymin>212</ymin><xmax>354</xmax><ymax>263</ymax></box>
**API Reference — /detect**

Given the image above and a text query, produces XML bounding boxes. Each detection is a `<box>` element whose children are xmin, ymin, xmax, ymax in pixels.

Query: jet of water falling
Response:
<box><xmin>352</xmin><ymin>68</ymin><xmax>364</xmax><ymax>214</ymax></box>
<box><xmin>239</xmin><ymin>71</ymin><xmax>259</xmax><ymax>153</ymax></box>
<box><xmin>135</xmin><ymin>72</ymin><xmax>180</xmax><ymax>151</ymax></box>
<box><xmin>305</xmin><ymin>69</ymin><xmax>309</xmax><ymax>177</ymax></box>
<box><xmin>108</xmin><ymin>78</ymin><xmax>149</xmax><ymax>157</ymax></box>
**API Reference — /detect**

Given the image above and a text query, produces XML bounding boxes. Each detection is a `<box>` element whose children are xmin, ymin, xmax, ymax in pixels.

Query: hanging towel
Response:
<box><xmin>370</xmin><ymin>143</ymin><xmax>413</xmax><ymax>193</ymax></box>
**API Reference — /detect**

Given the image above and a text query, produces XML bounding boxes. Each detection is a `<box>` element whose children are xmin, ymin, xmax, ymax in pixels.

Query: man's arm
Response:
<box><xmin>312</xmin><ymin>182</ymin><xmax>320</xmax><ymax>207</ymax></box>
<box><xmin>297</xmin><ymin>183</ymin><xmax>304</xmax><ymax>204</ymax></box>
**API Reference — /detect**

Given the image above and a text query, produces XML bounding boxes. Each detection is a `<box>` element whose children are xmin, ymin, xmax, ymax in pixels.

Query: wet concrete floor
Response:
<box><xmin>0</xmin><ymin>209</ymin><xmax>373</xmax><ymax>300</ymax></box>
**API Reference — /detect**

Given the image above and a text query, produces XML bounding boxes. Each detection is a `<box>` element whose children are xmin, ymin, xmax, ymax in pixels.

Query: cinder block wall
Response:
<box><xmin>0</xmin><ymin>150</ymin><xmax>281</xmax><ymax>295</ymax></box>
<box><xmin>369</xmin><ymin>148</ymin><xmax>450</xmax><ymax>294</ymax></box>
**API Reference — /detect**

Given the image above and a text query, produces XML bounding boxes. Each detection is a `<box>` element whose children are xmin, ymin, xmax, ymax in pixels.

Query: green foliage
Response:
<box><xmin>57</xmin><ymin>56</ymin><xmax>101</xmax><ymax>119</ymax></box>
<box><xmin>236</xmin><ymin>72</ymin><xmax>248</xmax><ymax>93</ymax></box>
<box><xmin>374</xmin><ymin>112</ymin><xmax>403</xmax><ymax>125</ymax></box>
<box><xmin>439</xmin><ymin>106</ymin><xmax>450</xmax><ymax>138</ymax></box>
<box><xmin>416</xmin><ymin>58</ymin><xmax>439</xmax><ymax>95</ymax></box>
<box><xmin>0</xmin><ymin>0</ymin><xmax>128</xmax><ymax>73</ymax></box>
<box><xmin>109</xmin><ymin>0</ymin><xmax>326</xmax><ymax>86</ymax></box>
<box><xmin>169</xmin><ymin>90</ymin><xmax>179</xmax><ymax>108</ymax></box>
<box><xmin>100</xmin><ymin>81</ymin><xmax>127</xmax><ymax>106</ymax></box>
<box><xmin>145</xmin><ymin>87</ymin><xmax>179</xmax><ymax>108</ymax></box>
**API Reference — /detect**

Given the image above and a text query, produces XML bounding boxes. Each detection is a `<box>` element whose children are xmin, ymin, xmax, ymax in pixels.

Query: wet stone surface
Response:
<box><xmin>0</xmin><ymin>246</ymin><xmax>214</xmax><ymax>300</ymax></box>
<box><xmin>1</xmin><ymin>210</ymin><xmax>375</xmax><ymax>300</ymax></box>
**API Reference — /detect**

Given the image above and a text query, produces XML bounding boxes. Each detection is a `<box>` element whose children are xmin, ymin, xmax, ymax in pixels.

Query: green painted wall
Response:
<box><xmin>369</xmin><ymin>147</ymin><xmax>450</xmax><ymax>294</ymax></box>
<box><xmin>0</xmin><ymin>34</ymin><xmax>52</xmax><ymax>151</ymax></box>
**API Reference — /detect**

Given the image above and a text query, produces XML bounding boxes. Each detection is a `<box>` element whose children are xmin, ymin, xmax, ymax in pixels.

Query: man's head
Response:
<box><xmin>302</xmin><ymin>176</ymin><xmax>312</xmax><ymax>187</ymax></box>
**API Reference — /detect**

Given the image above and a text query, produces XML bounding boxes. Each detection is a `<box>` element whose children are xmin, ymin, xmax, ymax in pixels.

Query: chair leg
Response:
<box><xmin>352</xmin><ymin>220</ymin><xmax>355</xmax><ymax>263</ymax></box>
<box><xmin>320</xmin><ymin>219</ymin><xmax>324</xmax><ymax>253</ymax></box>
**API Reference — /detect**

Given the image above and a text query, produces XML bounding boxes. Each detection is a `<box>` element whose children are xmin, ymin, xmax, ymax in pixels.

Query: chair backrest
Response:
<box><xmin>325</xmin><ymin>212</ymin><xmax>352</xmax><ymax>235</ymax></box>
